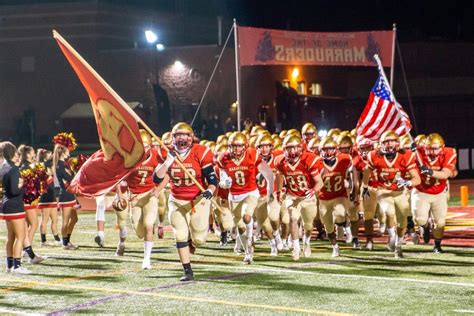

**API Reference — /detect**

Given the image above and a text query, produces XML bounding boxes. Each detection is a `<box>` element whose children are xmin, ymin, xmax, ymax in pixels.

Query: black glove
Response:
<box><xmin>420</xmin><ymin>165</ymin><xmax>434</xmax><ymax>176</ymax></box>
<box><xmin>201</xmin><ymin>189</ymin><xmax>213</xmax><ymax>200</ymax></box>
<box><xmin>410</xmin><ymin>142</ymin><xmax>417</xmax><ymax>152</ymax></box>
<box><xmin>362</xmin><ymin>186</ymin><xmax>370</xmax><ymax>199</ymax></box>
<box><xmin>256</xmin><ymin>173</ymin><xmax>264</xmax><ymax>182</ymax></box>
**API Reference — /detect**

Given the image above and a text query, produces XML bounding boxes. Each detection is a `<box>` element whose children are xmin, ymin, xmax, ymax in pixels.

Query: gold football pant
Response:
<box><xmin>411</xmin><ymin>189</ymin><xmax>448</xmax><ymax>239</ymax></box>
<box><xmin>377</xmin><ymin>189</ymin><xmax>410</xmax><ymax>230</ymax></box>
<box><xmin>157</xmin><ymin>189</ymin><xmax>169</xmax><ymax>224</ymax></box>
<box><xmin>285</xmin><ymin>195</ymin><xmax>317</xmax><ymax>232</ymax></box>
<box><xmin>229</xmin><ymin>196</ymin><xmax>258</xmax><ymax>231</ymax></box>
<box><xmin>254</xmin><ymin>196</ymin><xmax>276</xmax><ymax>233</ymax></box>
<box><xmin>319</xmin><ymin>197</ymin><xmax>348</xmax><ymax>234</ymax></box>
<box><xmin>213</xmin><ymin>197</ymin><xmax>234</xmax><ymax>231</ymax></box>
<box><xmin>168</xmin><ymin>196</ymin><xmax>211</xmax><ymax>246</ymax></box>
<box><xmin>129</xmin><ymin>191</ymin><xmax>158</xmax><ymax>239</ymax></box>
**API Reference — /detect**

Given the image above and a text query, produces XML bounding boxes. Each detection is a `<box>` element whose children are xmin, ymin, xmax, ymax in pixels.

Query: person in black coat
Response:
<box><xmin>0</xmin><ymin>141</ymin><xmax>31</xmax><ymax>274</ymax></box>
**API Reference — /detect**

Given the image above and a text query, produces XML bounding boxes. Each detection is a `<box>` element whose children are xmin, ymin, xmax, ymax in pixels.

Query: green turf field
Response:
<box><xmin>0</xmin><ymin>211</ymin><xmax>473</xmax><ymax>315</ymax></box>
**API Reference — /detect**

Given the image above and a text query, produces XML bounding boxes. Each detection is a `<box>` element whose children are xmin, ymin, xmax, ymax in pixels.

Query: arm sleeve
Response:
<box><xmin>257</xmin><ymin>160</ymin><xmax>274</xmax><ymax>195</ymax></box>
<box><xmin>202</xmin><ymin>165</ymin><xmax>218</xmax><ymax>186</ymax></box>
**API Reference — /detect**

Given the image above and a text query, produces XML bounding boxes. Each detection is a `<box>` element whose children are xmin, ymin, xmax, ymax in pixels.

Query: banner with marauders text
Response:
<box><xmin>237</xmin><ymin>26</ymin><xmax>394</xmax><ymax>67</ymax></box>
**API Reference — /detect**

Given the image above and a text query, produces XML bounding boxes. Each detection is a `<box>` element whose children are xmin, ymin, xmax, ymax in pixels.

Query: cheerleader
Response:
<box><xmin>51</xmin><ymin>132</ymin><xmax>79</xmax><ymax>250</ymax></box>
<box><xmin>17</xmin><ymin>145</ymin><xmax>45</xmax><ymax>264</ymax></box>
<box><xmin>37</xmin><ymin>148</ymin><xmax>61</xmax><ymax>246</ymax></box>
<box><xmin>0</xmin><ymin>141</ymin><xmax>31</xmax><ymax>274</ymax></box>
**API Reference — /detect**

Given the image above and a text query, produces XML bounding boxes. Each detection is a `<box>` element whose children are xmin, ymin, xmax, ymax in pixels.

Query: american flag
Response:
<box><xmin>356</xmin><ymin>58</ymin><xmax>412</xmax><ymax>141</ymax></box>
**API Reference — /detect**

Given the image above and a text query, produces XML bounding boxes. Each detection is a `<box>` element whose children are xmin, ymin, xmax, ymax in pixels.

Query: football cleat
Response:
<box><xmin>142</xmin><ymin>258</ymin><xmax>151</xmax><ymax>270</ymax></box>
<box><xmin>243</xmin><ymin>254</ymin><xmax>253</xmax><ymax>264</ymax></box>
<box><xmin>332</xmin><ymin>245</ymin><xmax>340</xmax><ymax>257</ymax></box>
<box><xmin>29</xmin><ymin>255</ymin><xmax>46</xmax><ymax>264</ymax></box>
<box><xmin>115</xmin><ymin>243</ymin><xmax>125</xmax><ymax>256</ymax></box>
<box><xmin>220</xmin><ymin>231</ymin><xmax>228</xmax><ymax>246</ymax></box>
<box><xmin>6</xmin><ymin>267</ymin><xmax>12</xmax><ymax>273</ymax></box>
<box><xmin>281</xmin><ymin>240</ymin><xmax>290</xmax><ymax>251</ymax></box>
<box><xmin>12</xmin><ymin>266</ymin><xmax>32</xmax><ymax>274</ymax></box>
<box><xmin>352</xmin><ymin>238</ymin><xmax>361</xmax><ymax>250</ymax></box>
<box><xmin>63</xmin><ymin>243</ymin><xmax>78</xmax><ymax>250</ymax></box>
<box><xmin>94</xmin><ymin>235</ymin><xmax>104</xmax><ymax>248</ymax></box>
<box><xmin>303</xmin><ymin>243</ymin><xmax>312</xmax><ymax>258</ymax></box>
<box><xmin>274</xmin><ymin>233</ymin><xmax>284</xmax><ymax>251</ymax></box>
<box><xmin>395</xmin><ymin>246</ymin><xmax>403</xmax><ymax>258</ymax></box>
<box><xmin>365</xmin><ymin>240</ymin><xmax>374</xmax><ymax>251</ymax></box>
<box><xmin>179</xmin><ymin>272</ymin><xmax>194</xmax><ymax>282</ymax></box>
<box><xmin>270</xmin><ymin>242</ymin><xmax>278</xmax><ymax>257</ymax></box>
<box><xmin>388</xmin><ymin>236</ymin><xmax>396</xmax><ymax>252</ymax></box>
<box><xmin>40</xmin><ymin>241</ymin><xmax>54</xmax><ymax>247</ymax></box>
<box><xmin>433</xmin><ymin>245</ymin><xmax>443</xmax><ymax>254</ymax></box>
<box><xmin>292</xmin><ymin>248</ymin><xmax>300</xmax><ymax>261</ymax></box>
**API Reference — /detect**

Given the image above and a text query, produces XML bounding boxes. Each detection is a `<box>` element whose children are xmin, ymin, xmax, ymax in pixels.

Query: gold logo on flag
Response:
<box><xmin>93</xmin><ymin>99</ymin><xmax>144</xmax><ymax>168</ymax></box>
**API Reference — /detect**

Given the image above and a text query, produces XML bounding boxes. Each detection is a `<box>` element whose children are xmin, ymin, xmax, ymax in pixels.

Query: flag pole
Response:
<box><xmin>389</xmin><ymin>23</ymin><xmax>397</xmax><ymax>88</ymax></box>
<box><xmin>53</xmin><ymin>30</ymin><xmax>226</xmax><ymax>212</ymax></box>
<box><xmin>374</xmin><ymin>53</ymin><xmax>423</xmax><ymax>165</ymax></box>
<box><xmin>233</xmin><ymin>19</ymin><xmax>242</xmax><ymax>131</ymax></box>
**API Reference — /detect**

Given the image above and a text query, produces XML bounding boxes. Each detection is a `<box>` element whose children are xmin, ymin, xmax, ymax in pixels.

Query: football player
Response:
<box><xmin>316</xmin><ymin>137</ymin><xmax>353</xmax><ymax>256</ymax></box>
<box><xmin>353</xmin><ymin>137</ymin><xmax>378</xmax><ymax>250</ymax></box>
<box><xmin>115</xmin><ymin>129</ymin><xmax>159</xmax><ymax>269</ymax></box>
<box><xmin>255</xmin><ymin>134</ymin><xmax>284</xmax><ymax>255</ymax></box>
<box><xmin>216</xmin><ymin>131</ymin><xmax>275</xmax><ymax>264</ymax></box>
<box><xmin>363</xmin><ymin>131</ymin><xmax>421</xmax><ymax>258</ymax></box>
<box><xmin>412</xmin><ymin>133</ymin><xmax>457</xmax><ymax>253</ymax></box>
<box><xmin>336</xmin><ymin>134</ymin><xmax>360</xmax><ymax>248</ymax></box>
<box><xmin>154</xmin><ymin>122</ymin><xmax>217</xmax><ymax>281</ymax></box>
<box><xmin>274</xmin><ymin>134</ymin><xmax>323</xmax><ymax>261</ymax></box>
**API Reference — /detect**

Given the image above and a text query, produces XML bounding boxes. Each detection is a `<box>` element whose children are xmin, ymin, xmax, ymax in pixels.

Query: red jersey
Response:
<box><xmin>217</xmin><ymin>147</ymin><xmax>262</xmax><ymax>195</ymax></box>
<box><xmin>416</xmin><ymin>147</ymin><xmax>457</xmax><ymax>194</ymax></box>
<box><xmin>157</xmin><ymin>144</ymin><xmax>213</xmax><ymax>201</ymax></box>
<box><xmin>352</xmin><ymin>152</ymin><xmax>377</xmax><ymax>188</ymax></box>
<box><xmin>274</xmin><ymin>151</ymin><xmax>320</xmax><ymax>197</ymax></box>
<box><xmin>367</xmin><ymin>150</ymin><xmax>417</xmax><ymax>191</ymax></box>
<box><xmin>127</xmin><ymin>148</ymin><xmax>160</xmax><ymax>194</ymax></box>
<box><xmin>317</xmin><ymin>153</ymin><xmax>352</xmax><ymax>200</ymax></box>
<box><xmin>256</xmin><ymin>150</ymin><xmax>282</xmax><ymax>196</ymax></box>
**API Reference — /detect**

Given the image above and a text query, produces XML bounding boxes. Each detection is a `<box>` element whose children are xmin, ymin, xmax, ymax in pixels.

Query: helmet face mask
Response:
<box><xmin>257</xmin><ymin>143</ymin><xmax>273</xmax><ymax>158</ymax></box>
<box><xmin>229</xmin><ymin>143</ymin><xmax>246</xmax><ymax>159</ymax></box>
<box><xmin>321</xmin><ymin>146</ymin><xmax>337</xmax><ymax>161</ymax></box>
<box><xmin>427</xmin><ymin>145</ymin><xmax>442</xmax><ymax>157</ymax></box>
<box><xmin>381</xmin><ymin>139</ymin><xmax>399</xmax><ymax>155</ymax></box>
<box><xmin>303</xmin><ymin>132</ymin><xmax>316</xmax><ymax>143</ymax></box>
<box><xmin>171</xmin><ymin>123</ymin><xmax>194</xmax><ymax>153</ymax></box>
<box><xmin>338</xmin><ymin>142</ymin><xmax>352</xmax><ymax>155</ymax></box>
<box><xmin>358</xmin><ymin>144</ymin><xmax>373</xmax><ymax>158</ymax></box>
<box><xmin>284</xmin><ymin>144</ymin><xmax>302</xmax><ymax>162</ymax></box>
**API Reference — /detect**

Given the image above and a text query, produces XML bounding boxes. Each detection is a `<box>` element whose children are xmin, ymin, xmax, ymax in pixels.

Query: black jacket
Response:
<box><xmin>1</xmin><ymin>161</ymin><xmax>24</xmax><ymax>212</ymax></box>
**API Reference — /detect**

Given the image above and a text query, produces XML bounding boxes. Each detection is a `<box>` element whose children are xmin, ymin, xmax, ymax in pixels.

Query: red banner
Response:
<box><xmin>237</xmin><ymin>26</ymin><xmax>394</xmax><ymax>67</ymax></box>
<box><xmin>53</xmin><ymin>30</ymin><xmax>145</xmax><ymax>197</ymax></box>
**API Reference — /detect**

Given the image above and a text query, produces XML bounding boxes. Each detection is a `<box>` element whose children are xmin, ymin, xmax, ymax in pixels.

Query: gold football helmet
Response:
<box><xmin>139</xmin><ymin>129</ymin><xmax>152</xmax><ymax>146</ymax></box>
<box><xmin>301</xmin><ymin>122</ymin><xmax>317</xmax><ymax>143</ymax></box>
<box><xmin>379</xmin><ymin>130</ymin><xmax>400</xmax><ymax>155</ymax></box>
<box><xmin>228</xmin><ymin>131</ymin><xmax>248</xmax><ymax>159</ymax></box>
<box><xmin>415</xmin><ymin>134</ymin><xmax>427</xmax><ymax>146</ymax></box>
<box><xmin>320</xmin><ymin>137</ymin><xmax>338</xmax><ymax>161</ymax></box>
<box><xmin>356</xmin><ymin>137</ymin><xmax>374</xmax><ymax>158</ymax></box>
<box><xmin>283</xmin><ymin>134</ymin><xmax>302</xmax><ymax>162</ymax></box>
<box><xmin>336</xmin><ymin>134</ymin><xmax>353</xmax><ymax>155</ymax></box>
<box><xmin>216</xmin><ymin>135</ymin><xmax>228</xmax><ymax>145</ymax></box>
<box><xmin>279</xmin><ymin>130</ymin><xmax>288</xmax><ymax>139</ymax></box>
<box><xmin>256</xmin><ymin>134</ymin><xmax>274</xmax><ymax>158</ymax></box>
<box><xmin>327</xmin><ymin>128</ymin><xmax>341</xmax><ymax>140</ymax></box>
<box><xmin>250</xmin><ymin>125</ymin><xmax>264</xmax><ymax>137</ymax></box>
<box><xmin>171</xmin><ymin>122</ymin><xmax>194</xmax><ymax>152</ymax></box>
<box><xmin>307</xmin><ymin>137</ymin><xmax>320</xmax><ymax>155</ymax></box>
<box><xmin>214</xmin><ymin>143</ymin><xmax>227</xmax><ymax>157</ymax></box>
<box><xmin>287</xmin><ymin>129</ymin><xmax>301</xmax><ymax>137</ymax></box>
<box><xmin>426</xmin><ymin>133</ymin><xmax>445</xmax><ymax>156</ymax></box>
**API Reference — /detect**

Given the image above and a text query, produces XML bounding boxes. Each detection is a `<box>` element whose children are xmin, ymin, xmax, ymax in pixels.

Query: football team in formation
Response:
<box><xmin>0</xmin><ymin>122</ymin><xmax>457</xmax><ymax>281</ymax></box>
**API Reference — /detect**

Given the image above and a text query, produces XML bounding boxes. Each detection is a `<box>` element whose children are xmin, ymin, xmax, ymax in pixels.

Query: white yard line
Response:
<box><xmin>36</xmin><ymin>251</ymin><xmax>474</xmax><ymax>288</ymax></box>
<box><xmin>454</xmin><ymin>310</ymin><xmax>474</xmax><ymax>314</ymax></box>
<box><xmin>0</xmin><ymin>308</ymin><xmax>44</xmax><ymax>316</ymax></box>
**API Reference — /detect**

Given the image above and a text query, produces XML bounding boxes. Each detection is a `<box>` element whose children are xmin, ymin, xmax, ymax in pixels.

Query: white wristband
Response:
<box><xmin>164</xmin><ymin>154</ymin><xmax>174</xmax><ymax>168</ymax></box>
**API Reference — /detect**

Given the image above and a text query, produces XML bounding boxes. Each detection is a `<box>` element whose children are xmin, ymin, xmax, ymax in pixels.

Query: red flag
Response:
<box><xmin>356</xmin><ymin>56</ymin><xmax>412</xmax><ymax>142</ymax></box>
<box><xmin>53</xmin><ymin>30</ymin><xmax>145</xmax><ymax>197</ymax></box>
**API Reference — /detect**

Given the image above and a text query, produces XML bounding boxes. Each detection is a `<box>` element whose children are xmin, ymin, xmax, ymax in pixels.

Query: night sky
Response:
<box><xmin>2</xmin><ymin>0</ymin><xmax>473</xmax><ymax>42</ymax></box>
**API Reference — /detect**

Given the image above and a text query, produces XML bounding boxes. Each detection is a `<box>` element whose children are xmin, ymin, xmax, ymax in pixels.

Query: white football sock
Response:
<box><xmin>144</xmin><ymin>241</ymin><xmax>153</xmax><ymax>260</ymax></box>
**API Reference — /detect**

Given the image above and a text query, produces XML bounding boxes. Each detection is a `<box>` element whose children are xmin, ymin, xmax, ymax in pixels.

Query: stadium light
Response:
<box><xmin>145</xmin><ymin>30</ymin><xmax>158</xmax><ymax>44</ymax></box>
<box><xmin>156</xmin><ymin>43</ymin><xmax>165</xmax><ymax>51</ymax></box>
<box><xmin>174</xmin><ymin>60</ymin><xmax>184</xmax><ymax>70</ymax></box>
<box><xmin>318</xmin><ymin>129</ymin><xmax>328</xmax><ymax>138</ymax></box>
<box><xmin>291</xmin><ymin>67</ymin><xmax>299</xmax><ymax>79</ymax></box>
